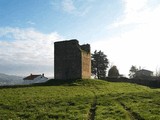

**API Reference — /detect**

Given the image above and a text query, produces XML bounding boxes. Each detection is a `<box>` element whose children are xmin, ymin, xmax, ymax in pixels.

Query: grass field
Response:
<box><xmin>0</xmin><ymin>79</ymin><xmax>160</xmax><ymax>120</ymax></box>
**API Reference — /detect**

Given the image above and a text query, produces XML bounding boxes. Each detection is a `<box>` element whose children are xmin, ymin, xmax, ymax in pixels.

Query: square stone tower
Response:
<box><xmin>54</xmin><ymin>39</ymin><xmax>91</xmax><ymax>80</ymax></box>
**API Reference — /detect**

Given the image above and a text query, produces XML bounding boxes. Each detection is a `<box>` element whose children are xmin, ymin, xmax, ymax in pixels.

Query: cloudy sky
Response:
<box><xmin>0</xmin><ymin>0</ymin><xmax>160</xmax><ymax>77</ymax></box>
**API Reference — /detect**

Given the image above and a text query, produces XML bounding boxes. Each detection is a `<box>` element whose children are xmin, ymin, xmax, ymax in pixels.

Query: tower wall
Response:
<box><xmin>81</xmin><ymin>44</ymin><xmax>91</xmax><ymax>79</ymax></box>
<box><xmin>54</xmin><ymin>39</ymin><xmax>91</xmax><ymax>80</ymax></box>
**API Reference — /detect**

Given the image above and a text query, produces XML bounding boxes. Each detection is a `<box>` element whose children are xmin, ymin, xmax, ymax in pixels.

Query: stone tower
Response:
<box><xmin>54</xmin><ymin>39</ymin><xmax>91</xmax><ymax>80</ymax></box>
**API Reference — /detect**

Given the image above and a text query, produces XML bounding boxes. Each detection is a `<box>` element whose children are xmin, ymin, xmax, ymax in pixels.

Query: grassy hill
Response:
<box><xmin>0</xmin><ymin>79</ymin><xmax>160</xmax><ymax>120</ymax></box>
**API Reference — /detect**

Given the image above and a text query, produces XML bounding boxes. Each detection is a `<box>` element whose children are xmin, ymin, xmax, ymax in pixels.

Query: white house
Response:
<box><xmin>134</xmin><ymin>69</ymin><xmax>153</xmax><ymax>78</ymax></box>
<box><xmin>23</xmin><ymin>73</ymin><xmax>48</xmax><ymax>84</ymax></box>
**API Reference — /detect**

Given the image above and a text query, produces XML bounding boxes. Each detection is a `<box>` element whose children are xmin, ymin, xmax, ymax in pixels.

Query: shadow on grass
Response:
<box><xmin>36</xmin><ymin>79</ymin><xmax>82</xmax><ymax>86</ymax></box>
<box><xmin>105</xmin><ymin>77</ymin><xmax>160</xmax><ymax>88</ymax></box>
<box><xmin>0</xmin><ymin>79</ymin><xmax>83</xmax><ymax>89</ymax></box>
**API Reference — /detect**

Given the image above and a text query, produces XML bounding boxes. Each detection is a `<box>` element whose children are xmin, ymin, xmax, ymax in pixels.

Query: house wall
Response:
<box><xmin>135</xmin><ymin>70</ymin><xmax>153</xmax><ymax>78</ymax></box>
<box><xmin>81</xmin><ymin>47</ymin><xmax>91</xmax><ymax>79</ymax></box>
<box><xmin>24</xmin><ymin>76</ymin><xmax>48</xmax><ymax>84</ymax></box>
<box><xmin>34</xmin><ymin>76</ymin><xmax>48</xmax><ymax>83</ymax></box>
<box><xmin>54</xmin><ymin>39</ymin><xmax>91</xmax><ymax>80</ymax></box>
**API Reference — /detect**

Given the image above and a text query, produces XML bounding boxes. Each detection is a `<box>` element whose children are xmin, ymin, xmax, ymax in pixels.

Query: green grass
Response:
<box><xmin>0</xmin><ymin>79</ymin><xmax>160</xmax><ymax>120</ymax></box>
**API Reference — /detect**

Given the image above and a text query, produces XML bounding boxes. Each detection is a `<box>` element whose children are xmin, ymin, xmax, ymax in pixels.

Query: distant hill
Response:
<box><xmin>0</xmin><ymin>73</ymin><xmax>49</xmax><ymax>86</ymax></box>
<box><xmin>0</xmin><ymin>73</ymin><xmax>23</xmax><ymax>86</ymax></box>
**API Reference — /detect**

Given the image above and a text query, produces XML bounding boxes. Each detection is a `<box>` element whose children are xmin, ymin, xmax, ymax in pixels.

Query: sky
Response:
<box><xmin>0</xmin><ymin>0</ymin><xmax>160</xmax><ymax>77</ymax></box>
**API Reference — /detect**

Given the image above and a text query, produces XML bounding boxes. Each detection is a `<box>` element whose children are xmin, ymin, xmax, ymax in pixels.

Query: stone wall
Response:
<box><xmin>106</xmin><ymin>77</ymin><xmax>160</xmax><ymax>88</ymax></box>
<box><xmin>54</xmin><ymin>39</ymin><xmax>91</xmax><ymax>80</ymax></box>
<box><xmin>81</xmin><ymin>49</ymin><xmax>91</xmax><ymax>79</ymax></box>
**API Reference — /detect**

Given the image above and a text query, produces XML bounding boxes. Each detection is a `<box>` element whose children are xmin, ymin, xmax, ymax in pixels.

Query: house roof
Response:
<box><xmin>137</xmin><ymin>69</ymin><xmax>153</xmax><ymax>73</ymax></box>
<box><xmin>23</xmin><ymin>74</ymin><xmax>41</xmax><ymax>80</ymax></box>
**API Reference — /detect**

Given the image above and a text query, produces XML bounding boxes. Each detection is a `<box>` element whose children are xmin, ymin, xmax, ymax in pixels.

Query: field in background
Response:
<box><xmin>0</xmin><ymin>79</ymin><xmax>160</xmax><ymax>120</ymax></box>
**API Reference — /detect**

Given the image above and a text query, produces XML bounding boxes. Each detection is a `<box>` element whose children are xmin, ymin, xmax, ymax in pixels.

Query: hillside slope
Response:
<box><xmin>0</xmin><ymin>73</ymin><xmax>23</xmax><ymax>86</ymax></box>
<box><xmin>0</xmin><ymin>79</ymin><xmax>160</xmax><ymax>120</ymax></box>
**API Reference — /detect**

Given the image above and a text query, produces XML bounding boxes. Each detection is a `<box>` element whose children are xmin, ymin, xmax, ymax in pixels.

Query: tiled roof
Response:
<box><xmin>137</xmin><ymin>69</ymin><xmax>153</xmax><ymax>73</ymax></box>
<box><xmin>23</xmin><ymin>75</ymin><xmax>41</xmax><ymax>80</ymax></box>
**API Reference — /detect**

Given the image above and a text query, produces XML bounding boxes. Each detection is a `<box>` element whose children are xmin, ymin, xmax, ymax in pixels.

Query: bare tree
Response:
<box><xmin>129</xmin><ymin>65</ymin><xmax>138</xmax><ymax>78</ymax></box>
<box><xmin>155</xmin><ymin>68</ymin><xmax>160</xmax><ymax>77</ymax></box>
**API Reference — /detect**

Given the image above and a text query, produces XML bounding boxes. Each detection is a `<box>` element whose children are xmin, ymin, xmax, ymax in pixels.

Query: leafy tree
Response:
<box><xmin>129</xmin><ymin>65</ymin><xmax>138</xmax><ymax>78</ymax></box>
<box><xmin>91</xmin><ymin>50</ymin><xmax>109</xmax><ymax>79</ymax></box>
<box><xmin>108</xmin><ymin>65</ymin><xmax>119</xmax><ymax>78</ymax></box>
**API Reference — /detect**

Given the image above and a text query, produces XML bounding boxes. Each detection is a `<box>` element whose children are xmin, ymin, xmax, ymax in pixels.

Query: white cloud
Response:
<box><xmin>112</xmin><ymin>0</ymin><xmax>157</xmax><ymax>27</ymax></box>
<box><xmin>124</xmin><ymin>0</ymin><xmax>148</xmax><ymax>13</ymax></box>
<box><xmin>60</xmin><ymin>0</ymin><xmax>92</xmax><ymax>16</ymax></box>
<box><xmin>27</xmin><ymin>21</ymin><xmax>35</xmax><ymax>25</ymax></box>
<box><xmin>0</xmin><ymin>27</ymin><xmax>63</xmax><ymax>76</ymax></box>
<box><xmin>92</xmin><ymin>0</ymin><xmax>160</xmax><ymax>76</ymax></box>
<box><xmin>62</xmin><ymin>0</ymin><xmax>76</xmax><ymax>13</ymax></box>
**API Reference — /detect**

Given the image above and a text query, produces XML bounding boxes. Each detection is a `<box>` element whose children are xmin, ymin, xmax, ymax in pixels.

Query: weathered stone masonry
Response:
<box><xmin>54</xmin><ymin>39</ymin><xmax>91</xmax><ymax>80</ymax></box>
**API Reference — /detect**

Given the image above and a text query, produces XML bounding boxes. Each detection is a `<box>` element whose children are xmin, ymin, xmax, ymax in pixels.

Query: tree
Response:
<box><xmin>108</xmin><ymin>65</ymin><xmax>119</xmax><ymax>78</ymax></box>
<box><xmin>155</xmin><ymin>68</ymin><xmax>160</xmax><ymax>77</ymax></box>
<box><xmin>129</xmin><ymin>65</ymin><xmax>138</xmax><ymax>78</ymax></box>
<box><xmin>91</xmin><ymin>50</ymin><xmax>109</xmax><ymax>79</ymax></box>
